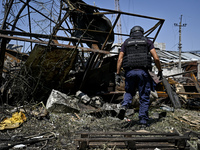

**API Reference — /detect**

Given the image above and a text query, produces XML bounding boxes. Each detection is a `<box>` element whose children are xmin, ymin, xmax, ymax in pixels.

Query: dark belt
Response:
<box><xmin>124</xmin><ymin>67</ymin><xmax>148</xmax><ymax>71</ymax></box>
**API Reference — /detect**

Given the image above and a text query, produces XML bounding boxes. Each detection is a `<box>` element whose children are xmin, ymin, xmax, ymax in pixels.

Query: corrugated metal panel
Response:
<box><xmin>112</xmin><ymin>46</ymin><xmax>200</xmax><ymax>64</ymax></box>
<box><xmin>156</xmin><ymin>50</ymin><xmax>200</xmax><ymax>64</ymax></box>
<box><xmin>193</xmin><ymin>53</ymin><xmax>200</xmax><ymax>57</ymax></box>
<box><xmin>167</xmin><ymin>51</ymin><xmax>181</xmax><ymax>59</ymax></box>
<box><xmin>181</xmin><ymin>52</ymin><xmax>200</xmax><ymax>60</ymax></box>
<box><xmin>160</xmin><ymin>58</ymin><xmax>173</xmax><ymax>63</ymax></box>
<box><xmin>156</xmin><ymin>50</ymin><xmax>178</xmax><ymax>59</ymax></box>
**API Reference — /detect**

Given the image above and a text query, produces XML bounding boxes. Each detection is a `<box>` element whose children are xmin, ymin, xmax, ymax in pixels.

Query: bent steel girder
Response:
<box><xmin>0</xmin><ymin>0</ymin><xmax>166</xmax><ymax>48</ymax></box>
<box><xmin>0</xmin><ymin>0</ymin><xmax>165</xmax><ymax>81</ymax></box>
<box><xmin>0</xmin><ymin>0</ymin><xmax>14</xmax><ymax>77</ymax></box>
<box><xmin>64</xmin><ymin>0</ymin><xmax>114</xmax><ymax>50</ymax></box>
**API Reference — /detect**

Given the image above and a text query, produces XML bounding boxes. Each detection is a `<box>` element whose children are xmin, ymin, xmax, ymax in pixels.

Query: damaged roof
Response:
<box><xmin>156</xmin><ymin>49</ymin><xmax>200</xmax><ymax>64</ymax></box>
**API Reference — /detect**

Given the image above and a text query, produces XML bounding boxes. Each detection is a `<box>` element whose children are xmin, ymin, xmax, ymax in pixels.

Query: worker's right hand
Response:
<box><xmin>115</xmin><ymin>73</ymin><xmax>122</xmax><ymax>86</ymax></box>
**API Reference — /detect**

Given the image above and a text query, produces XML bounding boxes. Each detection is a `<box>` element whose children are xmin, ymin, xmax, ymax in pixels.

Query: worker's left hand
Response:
<box><xmin>157</xmin><ymin>70</ymin><xmax>163</xmax><ymax>80</ymax></box>
<box><xmin>115</xmin><ymin>73</ymin><xmax>122</xmax><ymax>86</ymax></box>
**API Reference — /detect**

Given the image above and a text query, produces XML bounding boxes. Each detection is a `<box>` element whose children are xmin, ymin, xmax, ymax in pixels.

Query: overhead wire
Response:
<box><xmin>171</xmin><ymin>24</ymin><xmax>179</xmax><ymax>50</ymax></box>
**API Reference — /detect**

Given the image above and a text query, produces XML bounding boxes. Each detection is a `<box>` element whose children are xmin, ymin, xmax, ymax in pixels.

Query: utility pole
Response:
<box><xmin>115</xmin><ymin>0</ymin><xmax>123</xmax><ymax>44</ymax></box>
<box><xmin>174</xmin><ymin>15</ymin><xmax>187</xmax><ymax>69</ymax></box>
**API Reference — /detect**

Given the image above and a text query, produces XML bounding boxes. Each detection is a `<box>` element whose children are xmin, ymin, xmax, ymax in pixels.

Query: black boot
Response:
<box><xmin>117</xmin><ymin>106</ymin><xmax>126</xmax><ymax>120</ymax></box>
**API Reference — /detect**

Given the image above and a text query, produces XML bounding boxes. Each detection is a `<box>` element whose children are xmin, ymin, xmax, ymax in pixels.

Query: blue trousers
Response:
<box><xmin>121</xmin><ymin>69</ymin><xmax>151</xmax><ymax>124</ymax></box>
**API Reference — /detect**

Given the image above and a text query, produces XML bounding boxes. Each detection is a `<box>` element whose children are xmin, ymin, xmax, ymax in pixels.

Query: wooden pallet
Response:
<box><xmin>75</xmin><ymin>131</ymin><xmax>190</xmax><ymax>150</ymax></box>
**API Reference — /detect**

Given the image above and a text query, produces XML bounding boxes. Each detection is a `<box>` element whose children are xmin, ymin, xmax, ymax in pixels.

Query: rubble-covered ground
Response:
<box><xmin>0</xmin><ymin>99</ymin><xmax>200</xmax><ymax>150</ymax></box>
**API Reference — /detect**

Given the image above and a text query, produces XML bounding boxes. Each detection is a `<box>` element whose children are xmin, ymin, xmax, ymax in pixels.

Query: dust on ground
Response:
<box><xmin>0</xmin><ymin>102</ymin><xmax>200</xmax><ymax>150</ymax></box>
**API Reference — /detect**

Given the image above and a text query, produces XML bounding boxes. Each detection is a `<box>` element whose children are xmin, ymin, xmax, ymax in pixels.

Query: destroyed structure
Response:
<box><xmin>0</xmin><ymin>0</ymin><xmax>200</xmax><ymax>150</ymax></box>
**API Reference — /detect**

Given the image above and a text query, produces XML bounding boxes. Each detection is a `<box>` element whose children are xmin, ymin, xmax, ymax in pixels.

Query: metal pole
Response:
<box><xmin>178</xmin><ymin>15</ymin><xmax>182</xmax><ymax>69</ymax></box>
<box><xmin>174</xmin><ymin>15</ymin><xmax>187</xmax><ymax>70</ymax></box>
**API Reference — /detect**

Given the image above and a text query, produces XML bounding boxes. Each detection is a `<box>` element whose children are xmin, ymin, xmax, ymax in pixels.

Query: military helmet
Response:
<box><xmin>130</xmin><ymin>26</ymin><xmax>144</xmax><ymax>34</ymax></box>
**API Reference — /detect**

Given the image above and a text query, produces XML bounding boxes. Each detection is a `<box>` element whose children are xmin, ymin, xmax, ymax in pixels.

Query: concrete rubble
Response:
<box><xmin>46</xmin><ymin>89</ymin><xmax>80</xmax><ymax>113</ymax></box>
<box><xmin>0</xmin><ymin>0</ymin><xmax>200</xmax><ymax>149</ymax></box>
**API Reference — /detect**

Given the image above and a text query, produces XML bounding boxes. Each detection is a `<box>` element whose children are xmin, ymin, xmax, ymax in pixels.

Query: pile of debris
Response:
<box><xmin>0</xmin><ymin>88</ymin><xmax>200</xmax><ymax>149</ymax></box>
<box><xmin>0</xmin><ymin>0</ymin><xmax>200</xmax><ymax>149</ymax></box>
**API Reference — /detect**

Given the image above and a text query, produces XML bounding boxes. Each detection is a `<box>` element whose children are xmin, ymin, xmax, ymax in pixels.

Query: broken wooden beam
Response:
<box><xmin>177</xmin><ymin>92</ymin><xmax>200</xmax><ymax>95</ymax></box>
<box><xmin>190</xmin><ymin>72</ymin><xmax>200</xmax><ymax>93</ymax></box>
<box><xmin>77</xmin><ymin>131</ymin><xmax>179</xmax><ymax>136</ymax></box>
<box><xmin>76</xmin><ymin>136</ymin><xmax>188</xmax><ymax>142</ymax></box>
<box><xmin>165</xmin><ymin>69</ymin><xmax>197</xmax><ymax>78</ymax></box>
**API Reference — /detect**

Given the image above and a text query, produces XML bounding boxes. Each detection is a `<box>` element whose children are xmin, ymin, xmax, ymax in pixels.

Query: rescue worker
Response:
<box><xmin>116</xmin><ymin>26</ymin><xmax>163</xmax><ymax>126</ymax></box>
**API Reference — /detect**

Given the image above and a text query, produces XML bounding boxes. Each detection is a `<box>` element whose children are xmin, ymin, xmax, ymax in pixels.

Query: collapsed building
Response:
<box><xmin>0</xmin><ymin>0</ymin><xmax>200</xmax><ymax>109</ymax></box>
<box><xmin>1</xmin><ymin>1</ymin><xmax>200</xmax><ymax>150</ymax></box>
<box><xmin>0</xmin><ymin>0</ymin><xmax>165</xmax><ymax>104</ymax></box>
<box><xmin>0</xmin><ymin>0</ymin><xmax>200</xmax><ymax>112</ymax></box>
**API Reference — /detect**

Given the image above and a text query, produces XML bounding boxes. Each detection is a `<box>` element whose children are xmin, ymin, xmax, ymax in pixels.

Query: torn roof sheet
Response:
<box><xmin>156</xmin><ymin>49</ymin><xmax>200</xmax><ymax>64</ymax></box>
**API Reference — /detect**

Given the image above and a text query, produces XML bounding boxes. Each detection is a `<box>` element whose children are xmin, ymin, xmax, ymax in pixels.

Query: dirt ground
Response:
<box><xmin>0</xmin><ymin>99</ymin><xmax>200</xmax><ymax>150</ymax></box>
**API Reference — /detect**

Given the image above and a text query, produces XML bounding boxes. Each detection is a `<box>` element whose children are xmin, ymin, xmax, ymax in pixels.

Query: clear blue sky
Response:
<box><xmin>0</xmin><ymin>0</ymin><xmax>199</xmax><ymax>52</ymax></box>
<box><xmin>84</xmin><ymin>0</ymin><xmax>200</xmax><ymax>52</ymax></box>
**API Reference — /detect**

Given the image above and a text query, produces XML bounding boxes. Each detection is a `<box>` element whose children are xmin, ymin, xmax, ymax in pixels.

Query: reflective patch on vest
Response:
<box><xmin>127</xmin><ymin>39</ymin><xmax>146</xmax><ymax>47</ymax></box>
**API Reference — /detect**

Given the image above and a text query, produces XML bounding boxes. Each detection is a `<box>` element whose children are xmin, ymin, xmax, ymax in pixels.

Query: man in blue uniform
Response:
<box><xmin>116</xmin><ymin>26</ymin><xmax>163</xmax><ymax>126</ymax></box>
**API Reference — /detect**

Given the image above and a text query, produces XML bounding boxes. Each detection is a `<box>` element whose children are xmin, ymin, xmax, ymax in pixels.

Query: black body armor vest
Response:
<box><xmin>122</xmin><ymin>36</ymin><xmax>152</xmax><ymax>70</ymax></box>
